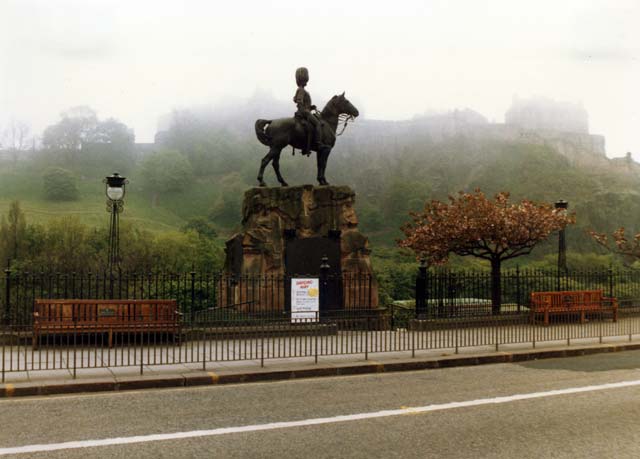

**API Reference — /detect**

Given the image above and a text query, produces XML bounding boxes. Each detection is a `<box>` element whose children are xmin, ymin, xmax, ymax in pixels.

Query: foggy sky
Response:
<box><xmin>1</xmin><ymin>0</ymin><xmax>638</xmax><ymax>157</ymax></box>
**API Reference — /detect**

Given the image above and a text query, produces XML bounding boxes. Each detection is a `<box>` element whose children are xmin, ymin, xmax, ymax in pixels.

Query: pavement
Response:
<box><xmin>3</xmin><ymin>336</ymin><xmax>640</xmax><ymax>398</ymax></box>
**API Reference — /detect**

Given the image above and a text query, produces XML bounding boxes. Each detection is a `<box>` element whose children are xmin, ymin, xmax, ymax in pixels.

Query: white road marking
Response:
<box><xmin>2</xmin><ymin>378</ymin><xmax>640</xmax><ymax>455</ymax></box>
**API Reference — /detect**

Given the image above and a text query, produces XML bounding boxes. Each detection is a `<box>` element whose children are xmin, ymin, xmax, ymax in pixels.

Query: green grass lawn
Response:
<box><xmin>0</xmin><ymin>170</ymin><xmax>186</xmax><ymax>233</ymax></box>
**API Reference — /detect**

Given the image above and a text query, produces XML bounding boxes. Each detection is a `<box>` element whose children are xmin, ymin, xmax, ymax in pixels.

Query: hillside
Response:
<box><xmin>2</xmin><ymin>96</ymin><xmax>640</xmax><ymax>269</ymax></box>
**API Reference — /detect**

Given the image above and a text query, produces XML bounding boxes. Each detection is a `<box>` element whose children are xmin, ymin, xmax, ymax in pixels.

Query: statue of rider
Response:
<box><xmin>294</xmin><ymin>67</ymin><xmax>326</xmax><ymax>156</ymax></box>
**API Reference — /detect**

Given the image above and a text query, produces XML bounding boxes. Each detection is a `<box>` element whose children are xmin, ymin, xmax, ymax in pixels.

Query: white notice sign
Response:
<box><xmin>291</xmin><ymin>278</ymin><xmax>320</xmax><ymax>323</ymax></box>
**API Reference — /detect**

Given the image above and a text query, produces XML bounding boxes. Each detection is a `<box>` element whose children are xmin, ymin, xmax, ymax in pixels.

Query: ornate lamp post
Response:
<box><xmin>104</xmin><ymin>173</ymin><xmax>127</xmax><ymax>275</ymax></box>
<box><xmin>555</xmin><ymin>200</ymin><xmax>568</xmax><ymax>273</ymax></box>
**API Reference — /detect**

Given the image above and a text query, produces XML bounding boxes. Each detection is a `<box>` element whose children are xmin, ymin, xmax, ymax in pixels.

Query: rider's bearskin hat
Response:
<box><xmin>295</xmin><ymin>67</ymin><xmax>309</xmax><ymax>86</ymax></box>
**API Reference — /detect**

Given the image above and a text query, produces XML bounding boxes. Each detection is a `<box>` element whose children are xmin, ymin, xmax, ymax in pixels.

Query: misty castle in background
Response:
<box><xmin>140</xmin><ymin>93</ymin><xmax>640</xmax><ymax>192</ymax></box>
<box><xmin>337</xmin><ymin>96</ymin><xmax>610</xmax><ymax>169</ymax></box>
<box><xmin>505</xmin><ymin>96</ymin><xmax>589</xmax><ymax>134</ymax></box>
<box><xmin>150</xmin><ymin>95</ymin><xmax>621</xmax><ymax>172</ymax></box>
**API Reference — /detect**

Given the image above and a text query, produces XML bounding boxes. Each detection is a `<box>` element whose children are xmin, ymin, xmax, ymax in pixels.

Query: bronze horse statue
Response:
<box><xmin>255</xmin><ymin>93</ymin><xmax>359</xmax><ymax>187</ymax></box>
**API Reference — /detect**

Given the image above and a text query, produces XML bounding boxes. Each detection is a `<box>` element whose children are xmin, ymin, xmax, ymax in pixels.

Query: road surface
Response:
<box><xmin>2</xmin><ymin>351</ymin><xmax>640</xmax><ymax>458</ymax></box>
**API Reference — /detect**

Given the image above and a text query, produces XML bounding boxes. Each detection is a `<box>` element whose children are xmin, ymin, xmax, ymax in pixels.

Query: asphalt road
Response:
<box><xmin>2</xmin><ymin>351</ymin><xmax>640</xmax><ymax>458</ymax></box>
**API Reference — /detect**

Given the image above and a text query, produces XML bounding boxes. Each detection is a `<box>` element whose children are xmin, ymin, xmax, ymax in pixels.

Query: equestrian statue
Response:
<box><xmin>255</xmin><ymin>67</ymin><xmax>359</xmax><ymax>187</ymax></box>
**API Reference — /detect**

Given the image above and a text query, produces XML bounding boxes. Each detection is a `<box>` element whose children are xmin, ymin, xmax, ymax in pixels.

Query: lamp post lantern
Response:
<box><xmin>555</xmin><ymin>200</ymin><xmax>568</xmax><ymax>273</ymax></box>
<box><xmin>104</xmin><ymin>173</ymin><xmax>127</xmax><ymax>274</ymax></box>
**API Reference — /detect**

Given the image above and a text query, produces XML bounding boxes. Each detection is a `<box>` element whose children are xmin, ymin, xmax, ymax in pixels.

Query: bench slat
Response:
<box><xmin>33</xmin><ymin>299</ymin><xmax>181</xmax><ymax>348</ymax></box>
<box><xmin>530</xmin><ymin>290</ymin><xmax>618</xmax><ymax>325</ymax></box>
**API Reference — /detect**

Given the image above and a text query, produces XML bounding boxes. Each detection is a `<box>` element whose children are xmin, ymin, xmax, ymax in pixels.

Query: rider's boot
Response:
<box><xmin>302</xmin><ymin>131</ymin><xmax>312</xmax><ymax>156</ymax></box>
<box><xmin>303</xmin><ymin>122</ymin><xmax>330</xmax><ymax>156</ymax></box>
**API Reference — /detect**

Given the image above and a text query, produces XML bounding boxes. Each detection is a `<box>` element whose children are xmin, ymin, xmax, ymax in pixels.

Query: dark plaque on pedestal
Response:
<box><xmin>284</xmin><ymin>236</ymin><xmax>342</xmax><ymax>313</ymax></box>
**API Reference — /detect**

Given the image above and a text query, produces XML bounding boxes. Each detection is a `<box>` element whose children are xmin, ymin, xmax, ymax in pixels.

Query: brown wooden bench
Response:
<box><xmin>33</xmin><ymin>299</ymin><xmax>181</xmax><ymax>348</ymax></box>
<box><xmin>530</xmin><ymin>290</ymin><xmax>618</xmax><ymax>325</ymax></box>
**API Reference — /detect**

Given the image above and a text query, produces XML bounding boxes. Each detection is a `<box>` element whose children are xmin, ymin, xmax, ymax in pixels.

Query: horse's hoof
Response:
<box><xmin>280</xmin><ymin>182</ymin><xmax>289</xmax><ymax>187</ymax></box>
<box><xmin>257</xmin><ymin>180</ymin><xmax>267</xmax><ymax>187</ymax></box>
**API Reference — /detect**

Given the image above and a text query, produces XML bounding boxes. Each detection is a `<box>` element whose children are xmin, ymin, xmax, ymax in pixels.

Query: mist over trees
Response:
<box><xmin>1</xmin><ymin>94</ymin><xmax>639</xmax><ymax>289</ymax></box>
<box><xmin>39</xmin><ymin>106</ymin><xmax>135</xmax><ymax>175</ymax></box>
<box><xmin>1</xmin><ymin>120</ymin><xmax>33</xmax><ymax>166</ymax></box>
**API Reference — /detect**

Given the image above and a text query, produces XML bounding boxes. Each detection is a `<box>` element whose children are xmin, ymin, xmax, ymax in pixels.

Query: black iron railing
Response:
<box><xmin>0</xmin><ymin>269</ymin><xmax>378</xmax><ymax>325</ymax></box>
<box><xmin>2</xmin><ymin>266</ymin><xmax>640</xmax><ymax>379</ymax></box>
<box><xmin>415</xmin><ymin>268</ymin><xmax>640</xmax><ymax>318</ymax></box>
<box><xmin>2</xmin><ymin>308</ymin><xmax>640</xmax><ymax>381</ymax></box>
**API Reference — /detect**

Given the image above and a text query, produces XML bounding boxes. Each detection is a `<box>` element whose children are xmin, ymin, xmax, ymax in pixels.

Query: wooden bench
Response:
<box><xmin>530</xmin><ymin>290</ymin><xmax>618</xmax><ymax>325</ymax></box>
<box><xmin>33</xmin><ymin>299</ymin><xmax>181</xmax><ymax>348</ymax></box>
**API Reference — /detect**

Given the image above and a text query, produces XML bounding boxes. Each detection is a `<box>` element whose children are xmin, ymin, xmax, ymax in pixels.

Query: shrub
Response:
<box><xmin>42</xmin><ymin>167</ymin><xmax>79</xmax><ymax>201</ymax></box>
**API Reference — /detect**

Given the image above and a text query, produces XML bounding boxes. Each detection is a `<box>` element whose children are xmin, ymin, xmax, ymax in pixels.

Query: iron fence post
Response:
<box><xmin>73</xmin><ymin>319</ymin><xmax>77</xmax><ymax>379</ymax></box>
<box><xmin>1</xmin><ymin>338</ymin><xmax>4</xmax><ymax>383</ymax></box>
<box><xmin>261</xmin><ymin>331</ymin><xmax>264</xmax><ymax>368</ymax></box>
<box><xmin>516</xmin><ymin>266</ymin><xmax>521</xmax><ymax>313</ymax></box>
<box><xmin>320</xmin><ymin>256</ymin><xmax>330</xmax><ymax>314</ymax></box>
<box><xmin>411</xmin><ymin>321</ymin><xmax>415</xmax><ymax>358</ymax></box>
<box><xmin>608</xmin><ymin>266</ymin><xmax>614</xmax><ymax>299</ymax></box>
<box><xmin>415</xmin><ymin>259</ymin><xmax>427</xmax><ymax>318</ymax></box>
<box><xmin>315</xmin><ymin>312</ymin><xmax>319</xmax><ymax>364</ymax></box>
<box><xmin>4</xmin><ymin>261</ymin><xmax>11</xmax><ymax>325</ymax></box>
<box><xmin>202</xmin><ymin>317</ymin><xmax>206</xmax><ymax>372</ymax></box>
<box><xmin>140</xmin><ymin>323</ymin><xmax>144</xmax><ymax>375</ymax></box>
<box><xmin>365</xmin><ymin>316</ymin><xmax>369</xmax><ymax>360</ymax></box>
<box><xmin>532</xmin><ymin>321</ymin><xmax>536</xmax><ymax>349</ymax></box>
<box><xmin>190</xmin><ymin>268</ymin><xmax>196</xmax><ymax>326</ymax></box>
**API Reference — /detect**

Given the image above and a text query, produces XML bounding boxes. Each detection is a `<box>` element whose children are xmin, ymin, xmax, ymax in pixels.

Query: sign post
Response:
<box><xmin>291</xmin><ymin>278</ymin><xmax>320</xmax><ymax>323</ymax></box>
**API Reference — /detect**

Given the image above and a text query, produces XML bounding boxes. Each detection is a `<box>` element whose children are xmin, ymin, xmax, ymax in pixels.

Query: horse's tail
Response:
<box><xmin>255</xmin><ymin>119</ymin><xmax>272</xmax><ymax>146</ymax></box>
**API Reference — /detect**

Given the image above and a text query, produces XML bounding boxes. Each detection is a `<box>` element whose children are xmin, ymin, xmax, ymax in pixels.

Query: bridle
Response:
<box><xmin>337</xmin><ymin>113</ymin><xmax>355</xmax><ymax>136</ymax></box>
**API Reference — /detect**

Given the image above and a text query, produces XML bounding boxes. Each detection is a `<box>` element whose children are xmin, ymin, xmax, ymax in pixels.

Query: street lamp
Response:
<box><xmin>104</xmin><ymin>173</ymin><xmax>127</xmax><ymax>274</ymax></box>
<box><xmin>555</xmin><ymin>200</ymin><xmax>568</xmax><ymax>273</ymax></box>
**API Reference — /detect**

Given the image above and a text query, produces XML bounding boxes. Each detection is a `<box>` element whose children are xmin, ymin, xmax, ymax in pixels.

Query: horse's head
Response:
<box><xmin>329</xmin><ymin>92</ymin><xmax>359</xmax><ymax>118</ymax></box>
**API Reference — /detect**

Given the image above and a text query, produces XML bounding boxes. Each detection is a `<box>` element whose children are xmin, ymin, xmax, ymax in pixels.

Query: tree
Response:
<box><xmin>399</xmin><ymin>190</ymin><xmax>574</xmax><ymax>313</ymax></box>
<box><xmin>139</xmin><ymin>150</ymin><xmax>193</xmax><ymax>206</ymax></box>
<box><xmin>42</xmin><ymin>167</ymin><xmax>79</xmax><ymax>201</ymax></box>
<box><xmin>381</xmin><ymin>178</ymin><xmax>430</xmax><ymax>229</ymax></box>
<box><xmin>80</xmin><ymin>118</ymin><xmax>136</xmax><ymax>175</ymax></box>
<box><xmin>208</xmin><ymin>173</ymin><xmax>247</xmax><ymax>227</ymax></box>
<box><xmin>91</xmin><ymin>118</ymin><xmax>135</xmax><ymax>147</ymax></box>
<box><xmin>589</xmin><ymin>228</ymin><xmax>640</xmax><ymax>261</ymax></box>
<box><xmin>2</xmin><ymin>120</ymin><xmax>33</xmax><ymax>165</ymax></box>
<box><xmin>41</xmin><ymin>107</ymin><xmax>135</xmax><ymax>169</ymax></box>
<box><xmin>42</xmin><ymin>106</ymin><xmax>98</xmax><ymax>160</ymax></box>
<box><xmin>0</xmin><ymin>201</ymin><xmax>27</xmax><ymax>264</ymax></box>
<box><xmin>181</xmin><ymin>217</ymin><xmax>218</xmax><ymax>240</ymax></box>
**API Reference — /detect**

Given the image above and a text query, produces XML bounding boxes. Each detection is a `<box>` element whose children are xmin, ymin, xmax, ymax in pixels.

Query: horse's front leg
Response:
<box><xmin>317</xmin><ymin>147</ymin><xmax>331</xmax><ymax>186</ymax></box>
<box><xmin>272</xmin><ymin>148</ymin><xmax>289</xmax><ymax>187</ymax></box>
<box><xmin>316</xmin><ymin>149</ymin><xmax>323</xmax><ymax>185</ymax></box>
<box><xmin>257</xmin><ymin>149</ymin><xmax>275</xmax><ymax>187</ymax></box>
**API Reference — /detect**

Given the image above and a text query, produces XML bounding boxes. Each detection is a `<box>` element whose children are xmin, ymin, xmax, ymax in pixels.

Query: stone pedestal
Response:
<box><xmin>224</xmin><ymin>185</ymin><xmax>378</xmax><ymax>311</ymax></box>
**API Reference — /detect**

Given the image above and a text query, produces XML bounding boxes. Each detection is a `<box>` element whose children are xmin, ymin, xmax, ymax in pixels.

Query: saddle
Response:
<box><xmin>293</xmin><ymin>112</ymin><xmax>323</xmax><ymax>156</ymax></box>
